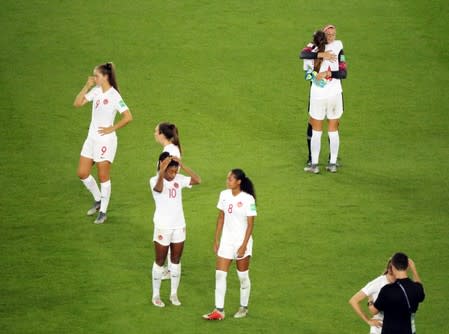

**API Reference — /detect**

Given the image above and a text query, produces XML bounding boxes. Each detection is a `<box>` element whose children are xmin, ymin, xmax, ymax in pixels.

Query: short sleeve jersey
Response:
<box><xmin>303</xmin><ymin>40</ymin><xmax>344</xmax><ymax>100</ymax></box>
<box><xmin>150</xmin><ymin>174</ymin><xmax>192</xmax><ymax>229</ymax></box>
<box><xmin>217</xmin><ymin>189</ymin><xmax>257</xmax><ymax>244</ymax></box>
<box><xmin>85</xmin><ymin>86</ymin><xmax>128</xmax><ymax>139</ymax></box>
<box><xmin>361</xmin><ymin>275</ymin><xmax>389</xmax><ymax>323</ymax></box>
<box><xmin>374</xmin><ymin>278</ymin><xmax>425</xmax><ymax>334</ymax></box>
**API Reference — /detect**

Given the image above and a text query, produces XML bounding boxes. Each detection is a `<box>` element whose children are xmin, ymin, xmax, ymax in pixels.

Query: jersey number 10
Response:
<box><xmin>169</xmin><ymin>188</ymin><xmax>177</xmax><ymax>199</ymax></box>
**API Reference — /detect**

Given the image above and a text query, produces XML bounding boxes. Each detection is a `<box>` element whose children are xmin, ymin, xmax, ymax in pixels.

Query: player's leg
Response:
<box><xmin>306</xmin><ymin>120</ymin><xmax>313</xmax><ymax>166</ymax></box>
<box><xmin>168</xmin><ymin>228</ymin><xmax>185</xmax><ymax>306</ymax></box>
<box><xmin>304</xmin><ymin>99</ymin><xmax>325</xmax><ymax>174</ymax></box>
<box><xmin>203</xmin><ymin>253</ymin><xmax>232</xmax><ymax>320</ymax></box>
<box><xmin>152</xmin><ymin>232</ymin><xmax>170</xmax><ymax>307</ymax></box>
<box><xmin>78</xmin><ymin>139</ymin><xmax>101</xmax><ymax>215</ymax></box>
<box><xmin>304</xmin><ymin>117</ymin><xmax>323</xmax><ymax>174</ymax></box>
<box><xmin>95</xmin><ymin>161</ymin><xmax>111</xmax><ymax>224</ymax></box>
<box><xmin>326</xmin><ymin>94</ymin><xmax>343</xmax><ymax>173</ymax></box>
<box><xmin>93</xmin><ymin>138</ymin><xmax>117</xmax><ymax>224</ymax></box>
<box><xmin>234</xmin><ymin>239</ymin><xmax>252</xmax><ymax>318</ymax></box>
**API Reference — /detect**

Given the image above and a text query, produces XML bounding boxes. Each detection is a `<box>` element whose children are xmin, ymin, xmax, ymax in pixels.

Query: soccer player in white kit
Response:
<box><xmin>203</xmin><ymin>169</ymin><xmax>257</xmax><ymax>320</ymax></box>
<box><xmin>150</xmin><ymin>152</ymin><xmax>201</xmax><ymax>308</ymax></box>
<box><xmin>302</xmin><ymin>25</ymin><xmax>347</xmax><ymax>174</ymax></box>
<box><xmin>349</xmin><ymin>259</ymin><xmax>395</xmax><ymax>334</ymax></box>
<box><xmin>73</xmin><ymin>62</ymin><xmax>132</xmax><ymax>224</ymax></box>
<box><xmin>154</xmin><ymin>122</ymin><xmax>182</xmax><ymax>280</ymax></box>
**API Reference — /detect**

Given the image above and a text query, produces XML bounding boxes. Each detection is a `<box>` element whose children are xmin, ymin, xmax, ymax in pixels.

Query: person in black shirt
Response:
<box><xmin>369</xmin><ymin>252</ymin><xmax>425</xmax><ymax>334</ymax></box>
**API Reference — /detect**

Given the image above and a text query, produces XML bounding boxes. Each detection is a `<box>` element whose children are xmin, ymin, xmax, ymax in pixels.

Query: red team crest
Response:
<box><xmin>237</xmin><ymin>201</ymin><xmax>243</xmax><ymax>208</ymax></box>
<box><xmin>174</xmin><ymin>182</ymin><xmax>179</xmax><ymax>189</ymax></box>
<box><xmin>103</xmin><ymin>98</ymin><xmax>109</xmax><ymax>105</ymax></box>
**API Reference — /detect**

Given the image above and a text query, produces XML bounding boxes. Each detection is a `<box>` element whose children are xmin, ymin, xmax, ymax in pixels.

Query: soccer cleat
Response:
<box><xmin>233</xmin><ymin>307</ymin><xmax>248</xmax><ymax>318</ymax></box>
<box><xmin>304</xmin><ymin>164</ymin><xmax>320</xmax><ymax>174</ymax></box>
<box><xmin>94</xmin><ymin>212</ymin><xmax>107</xmax><ymax>224</ymax></box>
<box><xmin>87</xmin><ymin>201</ymin><xmax>101</xmax><ymax>216</ymax></box>
<box><xmin>202</xmin><ymin>309</ymin><xmax>225</xmax><ymax>320</ymax></box>
<box><xmin>170</xmin><ymin>294</ymin><xmax>181</xmax><ymax>306</ymax></box>
<box><xmin>326</xmin><ymin>164</ymin><xmax>338</xmax><ymax>173</ymax></box>
<box><xmin>161</xmin><ymin>267</ymin><xmax>170</xmax><ymax>280</ymax></box>
<box><xmin>152</xmin><ymin>296</ymin><xmax>165</xmax><ymax>308</ymax></box>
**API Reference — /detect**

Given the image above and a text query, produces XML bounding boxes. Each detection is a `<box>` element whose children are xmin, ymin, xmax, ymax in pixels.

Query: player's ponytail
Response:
<box><xmin>312</xmin><ymin>30</ymin><xmax>326</xmax><ymax>72</ymax></box>
<box><xmin>158</xmin><ymin>122</ymin><xmax>182</xmax><ymax>154</ymax></box>
<box><xmin>231</xmin><ymin>169</ymin><xmax>256</xmax><ymax>200</ymax></box>
<box><xmin>97</xmin><ymin>62</ymin><xmax>120</xmax><ymax>93</ymax></box>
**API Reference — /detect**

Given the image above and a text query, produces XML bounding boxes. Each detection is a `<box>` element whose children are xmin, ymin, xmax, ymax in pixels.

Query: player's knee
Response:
<box><xmin>77</xmin><ymin>169</ymin><xmax>89</xmax><ymax>180</ymax></box>
<box><xmin>170</xmin><ymin>254</ymin><xmax>181</xmax><ymax>264</ymax></box>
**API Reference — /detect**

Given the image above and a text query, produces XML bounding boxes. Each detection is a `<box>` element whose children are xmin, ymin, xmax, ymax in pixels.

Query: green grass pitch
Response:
<box><xmin>1</xmin><ymin>1</ymin><xmax>448</xmax><ymax>333</ymax></box>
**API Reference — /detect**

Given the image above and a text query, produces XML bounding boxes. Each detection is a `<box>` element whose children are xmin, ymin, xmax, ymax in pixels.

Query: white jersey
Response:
<box><xmin>163</xmin><ymin>143</ymin><xmax>181</xmax><ymax>158</ymax></box>
<box><xmin>150</xmin><ymin>174</ymin><xmax>192</xmax><ymax>229</ymax></box>
<box><xmin>303</xmin><ymin>40</ymin><xmax>344</xmax><ymax>100</ymax></box>
<box><xmin>217</xmin><ymin>189</ymin><xmax>257</xmax><ymax>244</ymax></box>
<box><xmin>85</xmin><ymin>86</ymin><xmax>128</xmax><ymax>140</ymax></box>
<box><xmin>361</xmin><ymin>275</ymin><xmax>389</xmax><ymax>334</ymax></box>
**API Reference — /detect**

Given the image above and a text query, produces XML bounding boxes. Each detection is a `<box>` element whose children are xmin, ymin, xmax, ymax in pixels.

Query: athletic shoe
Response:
<box><xmin>87</xmin><ymin>201</ymin><xmax>101</xmax><ymax>216</ymax></box>
<box><xmin>152</xmin><ymin>296</ymin><xmax>165</xmax><ymax>308</ymax></box>
<box><xmin>170</xmin><ymin>294</ymin><xmax>181</xmax><ymax>306</ymax></box>
<box><xmin>161</xmin><ymin>267</ymin><xmax>170</xmax><ymax>280</ymax></box>
<box><xmin>94</xmin><ymin>212</ymin><xmax>107</xmax><ymax>224</ymax></box>
<box><xmin>304</xmin><ymin>164</ymin><xmax>320</xmax><ymax>174</ymax></box>
<box><xmin>326</xmin><ymin>164</ymin><xmax>338</xmax><ymax>173</ymax></box>
<box><xmin>202</xmin><ymin>309</ymin><xmax>225</xmax><ymax>320</ymax></box>
<box><xmin>233</xmin><ymin>307</ymin><xmax>248</xmax><ymax>318</ymax></box>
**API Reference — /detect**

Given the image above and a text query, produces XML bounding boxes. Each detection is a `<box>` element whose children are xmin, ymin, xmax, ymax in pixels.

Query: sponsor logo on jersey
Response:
<box><xmin>250</xmin><ymin>203</ymin><xmax>257</xmax><ymax>211</ymax></box>
<box><xmin>174</xmin><ymin>182</ymin><xmax>179</xmax><ymax>189</ymax></box>
<box><xmin>119</xmin><ymin>100</ymin><xmax>126</xmax><ymax>108</ymax></box>
<box><xmin>103</xmin><ymin>98</ymin><xmax>109</xmax><ymax>105</ymax></box>
<box><xmin>237</xmin><ymin>201</ymin><xmax>243</xmax><ymax>208</ymax></box>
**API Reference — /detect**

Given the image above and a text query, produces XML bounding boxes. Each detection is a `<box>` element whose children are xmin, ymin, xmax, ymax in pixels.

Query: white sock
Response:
<box><xmin>99</xmin><ymin>180</ymin><xmax>111</xmax><ymax>213</ymax></box>
<box><xmin>81</xmin><ymin>175</ymin><xmax>101</xmax><ymax>202</ymax></box>
<box><xmin>215</xmin><ymin>270</ymin><xmax>227</xmax><ymax>310</ymax></box>
<box><xmin>152</xmin><ymin>262</ymin><xmax>164</xmax><ymax>298</ymax></box>
<box><xmin>328</xmin><ymin>131</ymin><xmax>340</xmax><ymax>164</ymax></box>
<box><xmin>169</xmin><ymin>263</ymin><xmax>181</xmax><ymax>295</ymax></box>
<box><xmin>311</xmin><ymin>130</ymin><xmax>322</xmax><ymax>165</ymax></box>
<box><xmin>237</xmin><ymin>270</ymin><xmax>251</xmax><ymax>308</ymax></box>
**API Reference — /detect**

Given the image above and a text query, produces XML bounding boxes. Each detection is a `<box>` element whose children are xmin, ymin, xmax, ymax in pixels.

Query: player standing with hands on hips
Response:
<box><xmin>73</xmin><ymin>62</ymin><xmax>132</xmax><ymax>224</ymax></box>
<box><xmin>302</xmin><ymin>25</ymin><xmax>347</xmax><ymax>174</ymax></box>
<box><xmin>150</xmin><ymin>152</ymin><xmax>201</xmax><ymax>308</ymax></box>
<box><xmin>203</xmin><ymin>169</ymin><xmax>257</xmax><ymax>320</ymax></box>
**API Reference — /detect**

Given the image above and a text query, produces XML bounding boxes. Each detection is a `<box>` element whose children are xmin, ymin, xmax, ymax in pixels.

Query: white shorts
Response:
<box><xmin>80</xmin><ymin>136</ymin><xmax>117</xmax><ymax>163</ymax></box>
<box><xmin>309</xmin><ymin>93</ymin><xmax>343</xmax><ymax>121</ymax></box>
<box><xmin>153</xmin><ymin>227</ymin><xmax>186</xmax><ymax>246</ymax></box>
<box><xmin>218</xmin><ymin>237</ymin><xmax>253</xmax><ymax>260</ymax></box>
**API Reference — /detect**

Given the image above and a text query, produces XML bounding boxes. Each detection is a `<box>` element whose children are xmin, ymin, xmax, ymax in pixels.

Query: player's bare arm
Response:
<box><xmin>214</xmin><ymin>211</ymin><xmax>224</xmax><ymax>253</ymax></box>
<box><xmin>153</xmin><ymin>158</ymin><xmax>171</xmax><ymax>193</ymax></box>
<box><xmin>73</xmin><ymin>76</ymin><xmax>95</xmax><ymax>107</ymax></box>
<box><xmin>172</xmin><ymin>157</ymin><xmax>201</xmax><ymax>185</ymax></box>
<box><xmin>98</xmin><ymin>110</ymin><xmax>133</xmax><ymax>136</ymax></box>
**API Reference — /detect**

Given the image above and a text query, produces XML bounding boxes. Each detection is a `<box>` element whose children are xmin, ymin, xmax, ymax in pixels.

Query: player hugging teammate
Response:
<box><xmin>300</xmin><ymin>24</ymin><xmax>347</xmax><ymax>174</ymax></box>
